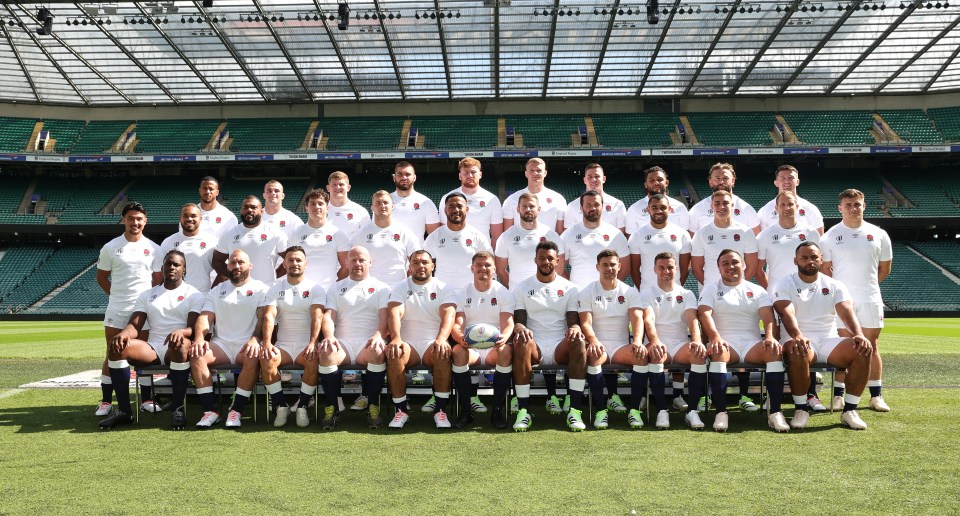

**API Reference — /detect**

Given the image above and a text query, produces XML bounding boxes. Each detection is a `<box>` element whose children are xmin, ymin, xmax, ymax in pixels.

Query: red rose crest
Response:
<box><xmin>546</xmin><ymin>198</ymin><xmax>553</xmax><ymax>204</ymax></box>
<box><xmin>465</xmin><ymin>239</ymin><xmax>473</xmax><ymax>247</ymax></box>
<box><xmin>799</xmin><ymin>234</ymin><xmax>806</xmax><ymax>241</ymax></box>
<box><xmin>799</xmin><ymin>209</ymin><xmax>806</xmax><ymax>215</ymax></box>
<box><xmin>246</xmin><ymin>290</ymin><xmax>253</xmax><ymax>296</ymax></box>
<box><xmin>617</xmin><ymin>295</ymin><xmax>625</xmax><ymax>304</ymax></box>
<box><xmin>490</xmin><ymin>298</ymin><xmax>497</xmax><ymax>306</ymax></box>
<box><xmin>539</xmin><ymin>236</ymin><xmax>546</xmax><ymax>242</ymax></box>
<box><xmin>676</xmin><ymin>295</ymin><xmax>683</xmax><ymax>303</ymax></box>
<box><xmin>393</xmin><ymin>234</ymin><xmax>400</xmax><ymax>241</ymax></box>
<box><xmin>367</xmin><ymin>287</ymin><xmax>375</xmax><ymax>294</ymax></box>
<box><xmin>734</xmin><ymin>208</ymin><xmax>741</xmax><ymax>216</ymax></box>
<box><xmin>733</xmin><ymin>234</ymin><xmax>741</xmax><ymax>242</ymax></box>
<box><xmin>746</xmin><ymin>291</ymin><xmax>754</xmax><ymax>298</ymax></box>
<box><xmin>143</xmin><ymin>249</ymin><xmax>151</xmax><ymax>255</ymax></box>
<box><xmin>200</xmin><ymin>242</ymin><xmax>207</xmax><ymax>249</ymax></box>
<box><xmin>602</xmin><ymin>234</ymin><xmax>610</xmax><ymax>241</ymax></box>
<box><xmin>279</xmin><ymin>220</ymin><xmax>286</xmax><ymax>227</ymax></box>
<box><xmin>867</xmin><ymin>234</ymin><xmax>874</xmax><ymax>241</ymax></box>
<box><xmin>670</xmin><ymin>234</ymin><xmax>677</xmax><ymax>241</ymax></box>
<box><xmin>429</xmin><ymin>292</ymin><xmax>437</xmax><ymax>300</ymax></box>
<box><xmin>479</xmin><ymin>201</ymin><xmax>486</xmax><ymax>208</ymax></box>
<box><xmin>177</xmin><ymin>295</ymin><xmax>185</xmax><ymax>302</ymax></box>
<box><xmin>605</xmin><ymin>205</ymin><xmax>612</xmax><ymax>212</ymax></box>
<box><xmin>303</xmin><ymin>291</ymin><xmax>310</xmax><ymax>298</ymax></box>
<box><xmin>347</xmin><ymin>213</ymin><xmax>354</xmax><ymax>220</ymax></box>
<box><xmin>413</xmin><ymin>203</ymin><xmax>420</xmax><ymax>210</ymax></box>
<box><xmin>260</xmin><ymin>234</ymin><xmax>267</xmax><ymax>241</ymax></box>
<box><xmin>821</xmin><ymin>288</ymin><xmax>830</xmax><ymax>295</ymax></box>
<box><xmin>325</xmin><ymin>234</ymin><xmax>333</xmax><ymax>242</ymax></box>
<box><xmin>557</xmin><ymin>290</ymin><xmax>565</xmax><ymax>297</ymax></box>
<box><xmin>216</xmin><ymin>217</ymin><xmax>222</xmax><ymax>223</ymax></box>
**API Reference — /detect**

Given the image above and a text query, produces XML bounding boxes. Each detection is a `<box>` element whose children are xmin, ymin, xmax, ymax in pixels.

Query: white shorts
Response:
<box><xmin>837</xmin><ymin>301</ymin><xmax>884</xmax><ymax>329</ymax></box>
<box><xmin>211</xmin><ymin>338</ymin><xmax>246</xmax><ymax>363</ymax></box>
<box><xmin>665</xmin><ymin>340</ymin><xmax>690</xmax><ymax>358</ymax></box>
<box><xmin>275</xmin><ymin>340</ymin><xmax>307</xmax><ymax>360</ymax></box>
<box><xmin>103</xmin><ymin>307</ymin><xmax>133</xmax><ymax>329</ymax></box>
<box><xmin>779</xmin><ymin>335</ymin><xmax>845</xmax><ymax>363</ymax></box>
<box><xmin>146</xmin><ymin>341</ymin><xmax>168</xmax><ymax>365</ymax></box>
<box><xmin>533</xmin><ymin>340</ymin><xmax>562</xmax><ymax>367</ymax></box>
<box><xmin>724</xmin><ymin>336</ymin><xmax>762</xmax><ymax>362</ymax></box>
<box><xmin>338</xmin><ymin>339</ymin><xmax>363</xmax><ymax>362</ymax></box>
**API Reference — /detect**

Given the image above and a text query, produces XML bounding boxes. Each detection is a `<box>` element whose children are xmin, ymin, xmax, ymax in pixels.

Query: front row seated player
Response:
<box><xmin>259</xmin><ymin>246</ymin><xmax>322</xmax><ymax>428</ymax></box>
<box><xmin>315</xmin><ymin>246</ymin><xmax>390</xmax><ymax>430</ymax></box>
<box><xmin>774</xmin><ymin>241</ymin><xmax>874</xmax><ymax>430</ymax></box>
<box><xmin>698</xmin><ymin>249</ymin><xmax>787</xmax><ymax>432</ymax></box>
<box><xmin>385</xmin><ymin>250</ymin><xmax>457</xmax><ymax>430</ymax></box>
<box><xmin>578</xmin><ymin>249</ymin><xmax>659</xmax><ymax>431</ymax></box>
<box><xmin>510</xmin><ymin>241</ymin><xmax>583</xmax><ymax>432</ymax></box>
<box><xmin>450</xmin><ymin>251</ymin><xmax>515</xmax><ymax>430</ymax></box>
<box><xmin>100</xmin><ymin>251</ymin><xmax>203</xmax><ymax>430</ymax></box>
<box><xmin>190</xmin><ymin>249</ymin><xmax>270</xmax><ymax>429</ymax></box>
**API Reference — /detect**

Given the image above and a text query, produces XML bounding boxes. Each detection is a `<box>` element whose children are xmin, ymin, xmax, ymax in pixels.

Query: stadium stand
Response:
<box><xmin>38</xmin><ymin>119</ymin><xmax>86</xmax><ymax>152</ymax></box>
<box><xmin>0</xmin><ymin>116</ymin><xmax>37</xmax><ymax>152</ymax></box>
<box><xmin>319</xmin><ymin>117</ymin><xmax>405</xmax><ymax>151</ymax></box>
<box><xmin>926</xmin><ymin>106</ymin><xmax>960</xmax><ymax>142</ymax></box>
<box><xmin>0</xmin><ymin>247</ymin><xmax>98</xmax><ymax>313</ymax></box>
<box><xmin>791</xmin><ymin>172</ymin><xmax>888</xmax><ymax>218</ymax></box>
<box><xmin>121</xmin><ymin>177</ymin><xmax>203</xmax><ymax>224</ymax></box>
<box><xmin>215</xmin><ymin>178</ymin><xmax>312</xmax><ymax>215</ymax></box>
<box><xmin>409</xmin><ymin>116</ymin><xmax>498</xmax><ymax>150</ymax></box>
<box><xmin>29</xmin><ymin>266</ymin><xmax>107</xmax><ymax>315</ymax></box>
<box><xmin>224</xmin><ymin>118</ymin><xmax>314</xmax><ymax>153</ymax></box>
<box><xmin>69</xmin><ymin>120</ymin><xmax>131</xmax><ymax>154</ymax></box>
<box><xmin>780</xmin><ymin>111</ymin><xmax>875</xmax><ymax>146</ymax></box>
<box><xmin>911</xmin><ymin>240</ymin><xmax>960</xmax><ymax>277</ymax></box>
<box><xmin>0</xmin><ymin>176</ymin><xmax>41</xmax><ymax>224</ymax></box>
<box><xmin>880</xmin><ymin>243</ymin><xmax>960</xmax><ymax>311</ymax></box>
<box><xmin>590</xmin><ymin>113</ymin><xmax>679</xmax><ymax>148</ymax></box>
<box><xmin>886</xmin><ymin>173</ymin><xmax>960</xmax><ymax>217</ymax></box>
<box><xmin>877</xmin><ymin>110</ymin><xmax>944</xmax><ymax>144</ymax></box>
<box><xmin>685</xmin><ymin>112</ymin><xmax>775</xmax><ymax>147</ymax></box>
<box><xmin>132</xmin><ymin>119</ymin><xmax>222</xmax><ymax>154</ymax></box>
<box><xmin>0</xmin><ymin>246</ymin><xmax>54</xmax><ymax>304</ymax></box>
<box><xmin>34</xmin><ymin>176</ymin><xmax>121</xmax><ymax>224</ymax></box>
<box><xmin>504</xmin><ymin>115</ymin><xmax>584</xmax><ymax>148</ymax></box>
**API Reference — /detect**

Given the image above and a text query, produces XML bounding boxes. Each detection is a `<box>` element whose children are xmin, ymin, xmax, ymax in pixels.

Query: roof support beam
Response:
<box><xmin>494</xmin><ymin>0</ymin><xmax>500</xmax><ymax>97</ymax></box>
<box><xmin>0</xmin><ymin>7</ymin><xmax>40</xmax><ymax>103</ymax></box>
<box><xmin>923</xmin><ymin>34</ymin><xmax>960</xmax><ymax>93</ymax></box>
<box><xmin>252</xmin><ymin>0</ymin><xmax>311</xmax><ymax>98</ymax></box>
<box><xmin>827</xmin><ymin>6</ymin><xmax>913</xmax><ymax>93</ymax></box>
<box><xmin>311</xmin><ymin>0</ymin><xmax>360</xmax><ymax>100</ymax></box>
<box><xmin>433</xmin><ymin>0</ymin><xmax>453</xmax><ymax>98</ymax></box>
<box><xmin>372</xmin><ymin>0</ymin><xmax>405</xmax><ymax>99</ymax></box>
<box><xmin>193</xmin><ymin>2</ymin><xmax>268</xmax><ymax>100</ymax></box>
<box><xmin>730</xmin><ymin>0</ymin><xmax>799</xmax><ymax>94</ymax></box>
<box><xmin>637</xmin><ymin>0</ymin><xmax>679</xmax><ymax>95</ymax></box>
<box><xmin>134</xmin><ymin>3</ymin><xmax>222</xmax><ymax>102</ymax></box>
<box><xmin>540</xmin><ymin>0</ymin><xmax>561</xmax><ymax>97</ymax></box>
<box><xmin>779</xmin><ymin>1</ymin><xmax>862</xmax><ymax>95</ymax></box>
<box><xmin>880</xmin><ymin>14</ymin><xmax>960</xmax><ymax>93</ymax></box>
<box><xmin>683</xmin><ymin>0</ymin><xmax>741</xmax><ymax>96</ymax></box>
<box><xmin>589</xmin><ymin>0</ymin><xmax>621</xmax><ymax>96</ymax></box>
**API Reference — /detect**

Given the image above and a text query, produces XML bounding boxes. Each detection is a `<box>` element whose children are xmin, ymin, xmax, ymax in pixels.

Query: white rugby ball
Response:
<box><xmin>463</xmin><ymin>323</ymin><xmax>501</xmax><ymax>349</ymax></box>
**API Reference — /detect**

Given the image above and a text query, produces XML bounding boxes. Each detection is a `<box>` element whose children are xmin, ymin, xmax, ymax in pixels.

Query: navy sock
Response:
<box><xmin>319</xmin><ymin>372</ymin><xmax>341</xmax><ymax>407</ymax></box>
<box><xmin>708</xmin><ymin>372</ymin><xmax>728</xmax><ymax>412</ymax></box>
<box><xmin>630</xmin><ymin>372</ymin><xmax>649</xmax><ymax>410</ymax></box>
<box><xmin>270</xmin><ymin>391</ymin><xmax>286</xmax><ymax>409</ymax></box>
<box><xmin>140</xmin><ymin>385</ymin><xmax>154</xmax><ymax>402</ymax></box>
<box><xmin>298</xmin><ymin>389</ymin><xmax>313</xmax><ymax>409</ymax></box>
<box><xmin>101</xmin><ymin>380</ymin><xmax>113</xmax><ymax>404</ymax></box>
<box><xmin>199</xmin><ymin>392</ymin><xmax>216</xmax><ymax>412</ymax></box>
<box><xmin>109</xmin><ymin>366</ymin><xmax>132</xmax><ymax>413</ymax></box>
<box><xmin>688</xmin><ymin>372</ymin><xmax>706</xmax><ymax>413</ymax></box>
<box><xmin>766</xmin><ymin>372</ymin><xmax>785</xmax><ymax>413</ymax></box>
<box><xmin>587</xmin><ymin>373</ymin><xmax>606</xmax><ymax>408</ymax></box>
<box><xmin>834</xmin><ymin>384</ymin><xmax>845</xmax><ymax>397</ymax></box>
<box><xmin>569</xmin><ymin>388</ymin><xmax>584</xmax><ymax>411</ymax></box>
<box><xmin>869</xmin><ymin>385</ymin><xmax>882</xmax><ymax>398</ymax></box>
<box><xmin>230</xmin><ymin>393</ymin><xmax>250</xmax><ymax>413</ymax></box>
<box><xmin>543</xmin><ymin>373</ymin><xmax>557</xmax><ymax>398</ymax></box>
<box><xmin>518</xmin><ymin>395</ymin><xmax>531</xmax><ymax>410</ymax></box>
<box><xmin>453</xmin><ymin>371</ymin><xmax>472</xmax><ymax>413</ymax></box>
<box><xmin>365</xmin><ymin>370</ymin><xmax>386</xmax><ymax>407</ymax></box>
<box><xmin>435</xmin><ymin>395</ymin><xmax>449</xmax><ymax>412</ymax></box>
<box><xmin>650</xmin><ymin>371</ymin><xmax>667</xmax><ymax>411</ymax></box>
<box><xmin>843</xmin><ymin>402</ymin><xmax>858</xmax><ymax>413</ymax></box>
<box><xmin>395</xmin><ymin>398</ymin><xmax>410</xmax><ymax>412</ymax></box>
<box><xmin>493</xmin><ymin>371</ymin><xmax>511</xmax><ymax>408</ymax></box>
<box><xmin>735</xmin><ymin>371</ymin><xmax>750</xmax><ymax>397</ymax></box>
<box><xmin>604</xmin><ymin>373</ymin><xmax>619</xmax><ymax>398</ymax></box>
<box><xmin>169</xmin><ymin>369</ymin><xmax>190</xmax><ymax>409</ymax></box>
<box><xmin>807</xmin><ymin>372</ymin><xmax>818</xmax><ymax>396</ymax></box>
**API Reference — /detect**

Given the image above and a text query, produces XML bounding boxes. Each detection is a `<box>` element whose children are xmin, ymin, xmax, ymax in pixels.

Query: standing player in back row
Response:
<box><xmin>561</xmin><ymin>190</ymin><xmax>631</xmax><ymax>287</ymax></box>
<box><xmin>625</xmin><ymin>166</ymin><xmax>690</xmax><ymax>237</ymax></box>
<box><xmin>501</xmin><ymin>158</ymin><xmax>566</xmax><ymax>234</ymax></box>
<box><xmin>326</xmin><ymin>171</ymin><xmax>371</xmax><ymax>239</ymax></box>
<box><xmin>821</xmin><ymin>189</ymin><xmax>893</xmax><ymax>412</ymax></box>
<box><xmin>564</xmin><ymin>163</ymin><xmax>627</xmax><ymax>234</ymax></box>
<box><xmin>687</xmin><ymin>163</ymin><xmax>760</xmax><ymax>234</ymax></box>
<box><xmin>495</xmin><ymin>192</ymin><xmax>564</xmax><ymax>288</ymax></box>
<box><xmin>390</xmin><ymin>161</ymin><xmax>441</xmax><ymax>245</ymax></box>
<box><xmin>440</xmin><ymin>158</ymin><xmax>503</xmax><ymax>245</ymax></box>
<box><xmin>196</xmin><ymin>176</ymin><xmax>237</xmax><ymax>239</ymax></box>
<box><xmin>95</xmin><ymin>202</ymin><xmax>161</xmax><ymax>418</ymax></box>
<box><xmin>261</xmin><ymin>180</ymin><xmax>304</xmax><ymax>238</ymax></box>
<box><xmin>757</xmin><ymin>165</ymin><xmax>824</xmax><ymax>234</ymax></box>
<box><xmin>628</xmin><ymin>193</ymin><xmax>692</xmax><ymax>292</ymax></box>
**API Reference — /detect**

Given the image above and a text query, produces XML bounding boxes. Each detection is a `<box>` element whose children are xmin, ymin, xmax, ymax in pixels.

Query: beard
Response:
<box><xmin>230</xmin><ymin>268</ymin><xmax>249</xmax><ymax>285</ymax></box>
<box><xmin>242</xmin><ymin>213</ymin><xmax>261</xmax><ymax>226</ymax></box>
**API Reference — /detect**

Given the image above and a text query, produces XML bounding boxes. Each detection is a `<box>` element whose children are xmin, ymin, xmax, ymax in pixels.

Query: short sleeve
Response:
<box><xmin>497</xmin><ymin>287</ymin><xmax>516</xmax><ymax>313</ymax></box>
<box><xmin>187</xmin><ymin>291</ymin><xmax>205</xmax><ymax>314</ymax></box>
<box><xmin>97</xmin><ymin>244</ymin><xmax>113</xmax><ymax>272</ymax></box>
<box><xmin>691</xmin><ymin>232</ymin><xmax>705</xmax><ymax>258</ymax></box>
<box><xmin>679</xmin><ymin>231</ymin><xmax>693</xmax><ymax>253</ymax></box>
<box><xmin>681</xmin><ymin>289</ymin><xmax>698</xmax><ymax>311</ymax></box>
<box><xmin>742</xmin><ymin>229</ymin><xmax>759</xmax><ymax>253</ymax></box>
<box><xmin>698</xmin><ymin>284</ymin><xmax>718</xmax><ymax>309</ymax></box>
<box><xmin>627</xmin><ymin>287</ymin><xmax>645</xmax><ymax>309</ymax></box>
<box><xmin>132</xmin><ymin>290</ymin><xmax>149</xmax><ymax>314</ymax></box>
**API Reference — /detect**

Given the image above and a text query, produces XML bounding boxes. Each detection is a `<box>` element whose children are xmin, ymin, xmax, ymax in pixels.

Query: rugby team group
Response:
<box><xmin>94</xmin><ymin>158</ymin><xmax>893</xmax><ymax>434</ymax></box>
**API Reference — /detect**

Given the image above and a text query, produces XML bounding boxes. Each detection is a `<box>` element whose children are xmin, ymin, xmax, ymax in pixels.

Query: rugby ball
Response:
<box><xmin>463</xmin><ymin>323</ymin><xmax>501</xmax><ymax>349</ymax></box>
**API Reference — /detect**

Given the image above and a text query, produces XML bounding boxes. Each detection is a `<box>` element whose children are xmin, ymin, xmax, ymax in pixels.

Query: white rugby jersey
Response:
<box><xmin>577</xmin><ymin>280</ymin><xmax>644</xmax><ymax>347</ymax></box>
<box><xmin>261</xmin><ymin>207</ymin><xmax>304</xmax><ymax>238</ymax></box>
<box><xmin>564</xmin><ymin>193</ymin><xmax>627</xmax><ymax>231</ymax></box>
<box><xmin>502</xmin><ymin>187</ymin><xmax>566</xmax><ymax>230</ymax></box>
<box><xmin>325</xmin><ymin>276</ymin><xmax>390</xmax><ymax>345</ymax></box>
<box><xmin>494</xmin><ymin>223</ymin><xmax>562</xmax><ymax>287</ymax></box>
<box><xmin>390</xmin><ymin>190</ymin><xmax>440</xmax><ymax>245</ymax></box>
<box><xmin>423</xmin><ymin>224</ymin><xmax>492</xmax><ymax>291</ymax></box>
<box><xmin>288</xmin><ymin>222</ymin><xmax>350</xmax><ymax>286</ymax></box>
<box><xmin>388</xmin><ymin>277</ymin><xmax>449</xmax><ymax>347</ymax></box>
<box><xmin>698</xmin><ymin>280</ymin><xmax>771</xmax><ymax>340</ymax></box>
<box><xmin>687</xmin><ymin>193</ymin><xmax>760</xmax><ymax>233</ymax></box>
<box><xmin>691</xmin><ymin>221</ymin><xmax>758</xmax><ymax>289</ymax></box>
<box><xmin>560</xmin><ymin>221</ymin><xmax>630</xmax><ymax>287</ymax></box>
<box><xmin>439</xmin><ymin>187</ymin><xmax>502</xmax><ymax>238</ymax></box>
<box><xmin>639</xmin><ymin>284</ymin><xmax>697</xmax><ymax>345</ymax></box>
<box><xmin>455</xmin><ymin>281</ymin><xmax>515</xmax><ymax>328</ymax></box>
<box><xmin>203</xmin><ymin>278</ymin><xmax>270</xmax><ymax>346</ymax></box>
<box><xmin>133</xmin><ymin>282</ymin><xmax>203</xmax><ymax>347</ymax></box>
<box><xmin>627</xmin><ymin>222</ymin><xmax>692</xmax><ymax>291</ymax></box>
<box><xmin>773</xmin><ymin>272</ymin><xmax>851</xmax><ymax>340</ymax></box>
<box><xmin>154</xmin><ymin>230</ymin><xmax>217</xmax><ymax>293</ymax></box>
<box><xmin>266</xmin><ymin>277</ymin><xmax>321</xmax><ymax>345</ymax></box>
<box><xmin>757</xmin><ymin>195</ymin><xmax>824</xmax><ymax>231</ymax></box>
<box><xmin>351</xmin><ymin>221</ymin><xmax>418</xmax><ymax>284</ymax></box>
<box><xmin>513</xmin><ymin>275</ymin><xmax>579</xmax><ymax>347</ymax></box>
<box><xmin>199</xmin><ymin>202</ymin><xmax>237</xmax><ymax>239</ymax></box>
<box><xmin>757</xmin><ymin>222</ymin><xmax>820</xmax><ymax>293</ymax></box>
<box><xmin>327</xmin><ymin>199</ymin><xmax>370</xmax><ymax>239</ymax></box>
<box><xmin>215</xmin><ymin>222</ymin><xmax>288</xmax><ymax>285</ymax></box>
<box><xmin>625</xmin><ymin>196</ymin><xmax>690</xmax><ymax>235</ymax></box>
<box><xmin>98</xmin><ymin>234</ymin><xmax>160</xmax><ymax>311</ymax></box>
<box><xmin>821</xmin><ymin>221</ymin><xmax>892</xmax><ymax>303</ymax></box>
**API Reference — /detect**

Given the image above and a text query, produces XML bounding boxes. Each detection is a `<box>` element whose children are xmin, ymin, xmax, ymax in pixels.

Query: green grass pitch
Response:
<box><xmin>0</xmin><ymin>319</ymin><xmax>958</xmax><ymax>514</ymax></box>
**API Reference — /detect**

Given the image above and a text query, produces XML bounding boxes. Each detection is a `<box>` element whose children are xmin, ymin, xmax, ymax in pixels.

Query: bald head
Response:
<box><xmin>346</xmin><ymin>245</ymin><xmax>371</xmax><ymax>281</ymax></box>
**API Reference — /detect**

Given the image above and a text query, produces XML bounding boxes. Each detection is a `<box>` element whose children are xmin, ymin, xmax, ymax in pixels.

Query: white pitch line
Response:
<box><xmin>0</xmin><ymin>389</ymin><xmax>26</xmax><ymax>400</ymax></box>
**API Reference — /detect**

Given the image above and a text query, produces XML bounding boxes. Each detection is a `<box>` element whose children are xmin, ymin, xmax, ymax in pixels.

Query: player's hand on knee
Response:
<box><xmin>852</xmin><ymin>335</ymin><xmax>873</xmax><ymax>356</ymax></box>
<box><xmin>319</xmin><ymin>337</ymin><xmax>339</xmax><ymax>354</ymax></box>
<box><xmin>110</xmin><ymin>335</ymin><xmax>129</xmax><ymax>355</ymax></box>
<box><xmin>304</xmin><ymin>342</ymin><xmax>318</xmax><ymax>360</ymax></box>
<box><xmin>190</xmin><ymin>338</ymin><xmax>208</xmax><ymax>358</ymax></box>
<box><xmin>241</xmin><ymin>339</ymin><xmax>261</xmax><ymax>359</ymax></box>
<box><xmin>433</xmin><ymin>339</ymin><xmax>451</xmax><ymax>360</ymax></box>
<box><xmin>586</xmin><ymin>340</ymin><xmax>604</xmax><ymax>359</ymax></box>
<box><xmin>513</xmin><ymin>325</ymin><xmax>532</xmax><ymax>345</ymax></box>
<box><xmin>708</xmin><ymin>338</ymin><xmax>727</xmax><ymax>356</ymax></box>
<box><xmin>647</xmin><ymin>340</ymin><xmax>666</xmax><ymax>361</ymax></box>
<box><xmin>630</xmin><ymin>343</ymin><xmax>647</xmax><ymax>360</ymax></box>
<box><xmin>261</xmin><ymin>343</ymin><xmax>279</xmax><ymax>360</ymax></box>
<box><xmin>763</xmin><ymin>337</ymin><xmax>782</xmax><ymax>356</ymax></box>
<box><xmin>688</xmin><ymin>341</ymin><xmax>707</xmax><ymax>359</ymax></box>
<box><xmin>366</xmin><ymin>335</ymin><xmax>386</xmax><ymax>353</ymax></box>
<box><xmin>386</xmin><ymin>341</ymin><xmax>404</xmax><ymax>360</ymax></box>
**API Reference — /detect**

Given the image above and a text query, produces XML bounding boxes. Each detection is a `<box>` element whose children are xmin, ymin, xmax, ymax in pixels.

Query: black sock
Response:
<box><xmin>650</xmin><ymin>371</ymin><xmax>667</xmax><ymax>411</ymax></box>
<box><xmin>471</xmin><ymin>375</ymin><xmax>480</xmax><ymax>397</ymax></box>
<box><xmin>454</xmin><ymin>371</ymin><xmax>472</xmax><ymax>413</ymax></box>
<box><xmin>395</xmin><ymin>398</ymin><xmax>410</xmax><ymax>413</ymax></box>
<box><xmin>869</xmin><ymin>384</ymin><xmax>882</xmax><ymax>398</ymax></box>
<box><xmin>708</xmin><ymin>372</ymin><xmax>728</xmax><ymax>412</ymax></box>
<box><xmin>436</xmin><ymin>395</ymin><xmax>449</xmax><ymax>412</ymax></box>
<box><xmin>108</xmin><ymin>365</ymin><xmax>132</xmax><ymax>413</ymax></box>
<box><xmin>569</xmin><ymin>385</ymin><xmax>584</xmax><ymax>411</ymax></box>
<box><xmin>364</xmin><ymin>370</ymin><xmax>386</xmax><ymax>407</ymax></box>
<box><xmin>688</xmin><ymin>371</ymin><xmax>706</xmax><ymax>413</ymax></box>
<box><xmin>320</xmin><ymin>371</ymin><xmax>341</xmax><ymax>408</ymax></box>
<box><xmin>140</xmin><ymin>384</ymin><xmax>153</xmax><ymax>402</ymax></box>
<box><xmin>834</xmin><ymin>384</ymin><xmax>845</xmax><ymax>398</ymax></box>
<box><xmin>199</xmin><ymin>391</ymin><xmax>216</xmax><ymax>412</ymax></box>
<box><xmin>230</xmin><ymin>393</ymin><xmax>250</xmax><ymax>413</ymax></box>
<box><xmin>767</xmin><ymin>372</ymin><xmax>785</xmax><ymax>413</ymax></box>
<box><xmin>736</xmin><ymin>371</ymin><xmax>750</xmax><ymax>397</ymax></box>
<box><xmin>493</xmin><ymin>371</ymin><xmax>511</xmax><ymax>409</ymax></box>
<box><xmin>630</xmin><ymin>372</ymin><xmax>649</xmax><ymax>410</ymax></box>
<box><xmin>298</xmin><ymin>389</ymin><xmax>313</xmax><ymax>409</ymax></box>
<box><xmin>270</xmin><ymin>391</ymin><xmax>287</xmax><ymax>409</ymax></box>
<box><xmin>807</xmin><ymin>372</ymin><xmax>818</xmax><ymax>397</ymax></box>
<box><xmin>543</xmin><ymin>373</ymin><xmax>557</xmax><ymax>398</ymax></box>
<box><xmin>169</xmin><ymin>368</ymin><xmax>189</xmax><ymax>410</ymax></box>
<box><xmin>101</xmin><ymin>378</ymin><xmax>113</xmax><ymax>404</ymax></box>
<box><xmin>587</xmin><ymin>373</ymin><xmax>606</xmax><ymax>408</ymax></box>
<box><xmin>604</xmin><ymin>373</ymin><xmax>619</xmax><ymax>399</ymax></box>
<box><xmin>843</xmin><ymin>402</ymin><xmax>858</xmax><ymax>413</ymax></box>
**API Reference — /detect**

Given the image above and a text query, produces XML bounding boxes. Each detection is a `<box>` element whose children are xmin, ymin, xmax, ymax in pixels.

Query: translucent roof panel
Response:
<box><xmin>0</xmin><ymin>0</ymin><xmax>957</xmax><ymax>105</ymax></box>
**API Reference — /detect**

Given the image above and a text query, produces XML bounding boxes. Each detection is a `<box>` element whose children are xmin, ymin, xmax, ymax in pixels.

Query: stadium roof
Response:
<box><xmin>1</xmin><ymin>0</ymin><xmax>959</xmax><ymax>105</ymax></box>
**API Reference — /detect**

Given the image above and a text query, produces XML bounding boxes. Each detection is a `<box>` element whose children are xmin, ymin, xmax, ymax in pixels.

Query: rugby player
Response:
<box><xmin>212</xmin><ymin>195</ymin><xmax>287</xmax><ymax>287</ymax></box>
<box><xmin>821</xmin><ymin>189</ymin><xmax>893</xmax><ymax>412</ymax></box>
<box><xmin>757</xmin><ymin>165</ymin><xmax>824</xmax><ymax>234</ymax></box>
<box><xmin>563</xmin><ymin>163</ymin><xmax>627</xmax><ymax>233</ymax></box>
<box><xmin>625</xmin><ymin>166</ymin><xmax>690</xmax><ymax>236</ymax></box>
<box><xmin>424</xmin><ymin>192</ymin><xmax>493</xmax><ymax>290</ymax></box>
<box><xmin>449</xmin><ymin>252</ymin><xmax>516</xmax><ymax>429</ymax></box>
<box><xmin>95</xmin><ymin>202</ymin><xmax>161</xmax><ymax>417</ymax></box>
<box><xmin>155</xmin><ymin>203</ymin><xmax>217</xmax><ymax>294</ymax></box>
<box><xmin>628</xmin><ymin>193</ymin><xmax>692</xmax><ymax>292</ymax></box>
<box><xmin>687</xmin><ymin>163</ymin><xmax>761</xmax><ymax>234</ymax></box>
<box><xmin>189</xmin><ymin>250</ymin><xmax>270</xmax><ymax>429</ymax></box>
<box><xmin>390</xmin><ymin>161</ymin><xmax>441</xmax><ymax>244</ymax></box>
<box><xmin>774</xmin><ymin>241</ymin><xmax>873</xmax><ymax>430</ymax></box>
<box><xmin>577</xmin><ymin>250</ymin><xmax>655</xmax><ymax>430</ymax></box>
<box><xmin>196</xmin><ymin>176</ymin><xmax>237</xmax><ymax>238</ymax></box>
<box><xmin>351</xmin><ymin>190</ymin><xmax>418</xmax><ymax>284</ymax></box>
<box><xmin>288</xmin><ymin>189</ymin><xmax>349</xmax><ymax>286</ymax></box>
<box><xmin>439</xmin><ymin>158</ymin><xmax>503</xmax><ymax>245</ymax></box>
<box><xmin>698</xmin><ymin>249</ymin><xmax>787</xmax><ymax>432</ymax></box>
<box><xmin>260</xmin><ymin>246</ymin><xmax>322</xmax><ymax>428</ymax></box>
<box><xmin>326</xmin><ymin>171</ymin><xmax>371</xmax><ymax>239</ymax></box>
<box><xmin>261</xmin><ymin>180</ymin><xmax>304</xmax><ymax>237</ymax></box>
<box><xmin>315</xmin><ymin>246</ymin><xmax>391</xmax><ymax>429</ymax></box>
<box><xmin>510</xmin><ymin>241</ymin><xmax>582</xmax><ymax>431</ymax></box>
<box><xmin>384</xmin><ymin>250</ymin><xmax>457</xmax><ymax>429</ymax></box>
<box><xmin>561</xmin><ymin>190</ymin><xmax>631</xmax><ymax>287</ymax></box>
<box><xmin>494</xmin><ymin>192</ymin><xmax>564</xmax><ymax>288</ymax></box>
<box><xmin>100</xmin><ymin>250</ymin><xmax>203</xmax><ymax>430</ymax></box>
<box><xmin>501</xmin><ymin>158</ymin><xmax>566</xmax><ymax>234</ymax></box>
<box><xmin>691</xmin><ymin>190</ymin><xmax>758</xmax><ymax>290</ymax></box>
